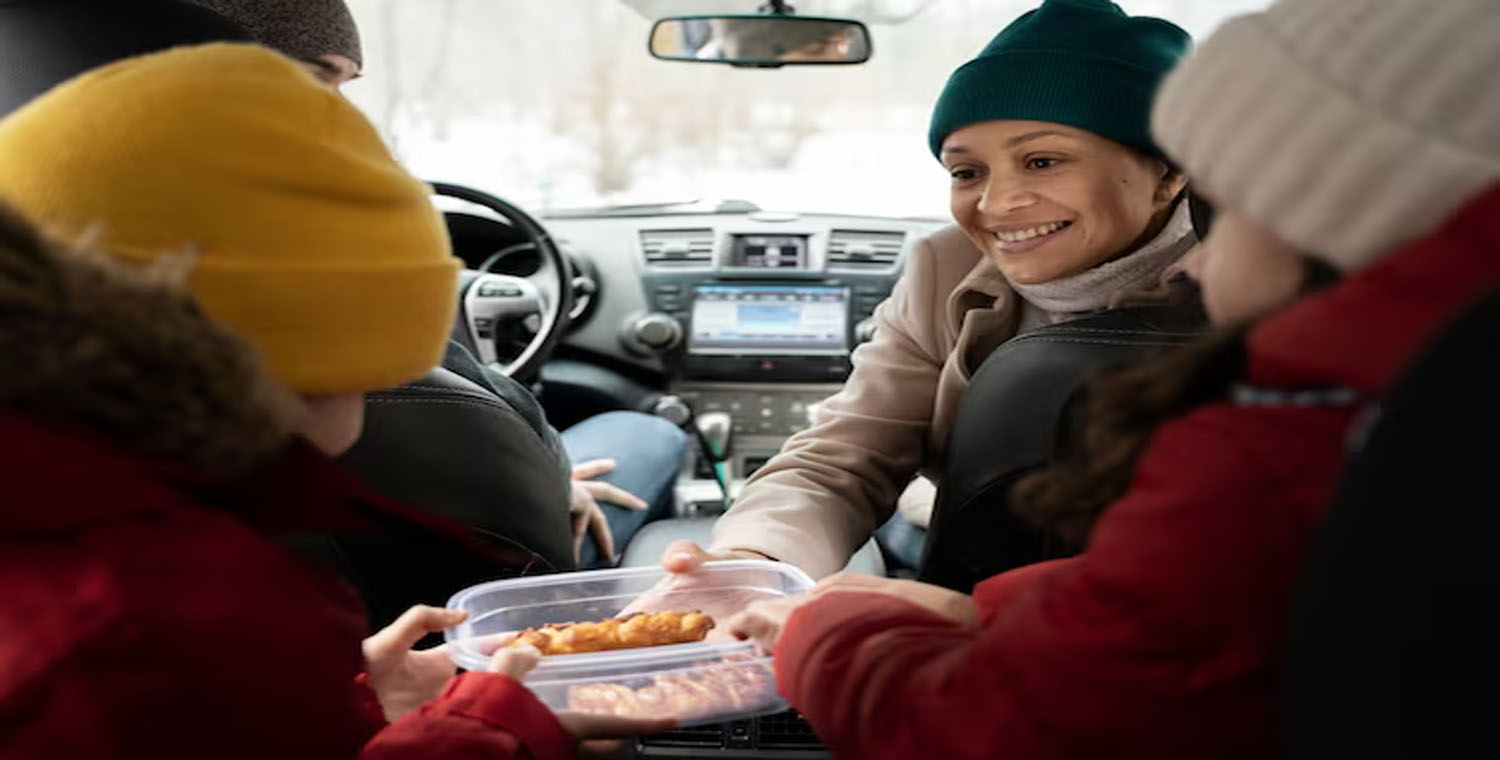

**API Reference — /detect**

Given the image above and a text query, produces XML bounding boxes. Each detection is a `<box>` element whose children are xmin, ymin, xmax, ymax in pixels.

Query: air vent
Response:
<box><xmin>640</xmin><ymin>725</ymin><xmax>725</xmax><ymax>748</ymax></box>
<box><xmin>827</xmin><ymin>230</ymin><xmax>904</xmax><ymax>271</ymax></box>
<box><xmin>640</xmin><ymin>228</ymin><xmax>715</xmax><ymax>267</ymax></box>
<box><xmin>757</xmin><ymin>710</ymin><xmax>825</xmax><ymax>749</ymax></box>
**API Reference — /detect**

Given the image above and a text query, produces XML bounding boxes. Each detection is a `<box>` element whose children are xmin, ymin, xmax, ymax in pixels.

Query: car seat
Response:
<box><xmin>921</xmin><ymin>292</ymin><xmax>1205</xmax><ymax>592</ymax></box>
<box><xmin>1285</xmin><ymin>291</ymin><xmax>1500</xmax><ymax>759</ymax></box>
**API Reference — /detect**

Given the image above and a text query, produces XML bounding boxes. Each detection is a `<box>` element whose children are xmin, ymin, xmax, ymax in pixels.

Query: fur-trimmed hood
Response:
<box><xmin>0</xmin><ymin>204</ymin><xmax>296</xmax><ymax>477</ymax></box>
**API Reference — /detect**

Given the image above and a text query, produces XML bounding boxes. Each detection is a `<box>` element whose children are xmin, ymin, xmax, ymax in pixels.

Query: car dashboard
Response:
<box><xmin>534</xmin><ymin>207</ymin><xmax>946</xmax><ymax>482</ymax></box>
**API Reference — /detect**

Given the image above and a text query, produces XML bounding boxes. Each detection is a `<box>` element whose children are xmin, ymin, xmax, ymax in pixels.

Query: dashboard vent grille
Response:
<box><xmin>640</xmin><ymin>228</ymin><xmax>714</xmax><ymax>267</ymax></box>
<box><xmin>827</xmin><ymin>230</ymin><xmax>904</xmax><ymax>270</ymax></box>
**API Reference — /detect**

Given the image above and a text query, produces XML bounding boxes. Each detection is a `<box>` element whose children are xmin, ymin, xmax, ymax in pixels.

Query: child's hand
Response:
<box><xmin>487</xmin><ymin>642</ymin><xmax>542</xmax><ymax>678</ymax></box>
<box><xmin>363</xmin><ymin>605</ymin><xmax>467</xmax><ymax>722</ymax></box>
<box><xmin>810</xmin><ymin>573</ymin><xmax>979</xmax><ymax>627</ymax></box>
<box><xmin>725</xmin><ymin>594</ymin><xmax>812</xmax><ymax>651</ymax></box>
<box><xmin>728</xmin><ymin>573</ymin><xmax>978</xmax><ymax>651</ymax></box>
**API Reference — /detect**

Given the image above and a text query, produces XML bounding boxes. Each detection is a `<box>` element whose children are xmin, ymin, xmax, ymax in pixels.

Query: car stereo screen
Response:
<box><xmin>689</xmin><ymin>285</ymin><xmax>849</xmax><ymax>355</ymax></box>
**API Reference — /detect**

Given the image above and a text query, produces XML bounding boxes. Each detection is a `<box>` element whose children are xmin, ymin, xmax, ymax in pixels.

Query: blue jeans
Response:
<box><xmin>562</xmin><ymin>411</ymin><xmax>688</xmax><ymax>569</ymax></box>
<box><xmin>876</xmin><ymin>513</ymin><xmax>929</xmax><ymax>573</ymax></box>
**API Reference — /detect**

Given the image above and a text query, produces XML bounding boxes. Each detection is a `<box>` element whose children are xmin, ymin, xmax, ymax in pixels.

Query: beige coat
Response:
<box><xmin>710</xmin><ymin>220</ymin><xmax>1196</xmax><ymax>579</ymax></box>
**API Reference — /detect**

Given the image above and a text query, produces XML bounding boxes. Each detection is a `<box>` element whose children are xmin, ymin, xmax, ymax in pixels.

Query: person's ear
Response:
<box><xmin>1154</xmin><ymin>162</ymin><xmax>1189</xmax><ymax>206</ymax></box>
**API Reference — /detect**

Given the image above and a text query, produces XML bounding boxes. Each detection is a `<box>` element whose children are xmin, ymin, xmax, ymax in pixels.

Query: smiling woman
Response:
<box><xmin>695</xmin><ymin>0</ymin><xmax>1203</xmax><ymax>582</ymax></box>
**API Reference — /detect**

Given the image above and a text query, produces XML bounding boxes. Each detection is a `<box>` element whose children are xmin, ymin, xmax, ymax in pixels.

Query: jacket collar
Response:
<box><xmin>1247</xmin><ymin>184</ymin><xmax>1500</xmax><ymax>396</ymax></box>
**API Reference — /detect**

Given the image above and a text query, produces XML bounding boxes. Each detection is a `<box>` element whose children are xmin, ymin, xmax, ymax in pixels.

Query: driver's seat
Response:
<box><xmin>339</xmin><ymin>341</ymin><xmax>575</xmax><ymax>629</ymax></box>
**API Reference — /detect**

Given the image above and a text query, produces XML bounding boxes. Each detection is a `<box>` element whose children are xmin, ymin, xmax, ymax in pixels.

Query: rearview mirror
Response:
<box><xmin>649</xmin><ymin>15</ymin><xmax>871</xmax><ymax>67</ymax></box>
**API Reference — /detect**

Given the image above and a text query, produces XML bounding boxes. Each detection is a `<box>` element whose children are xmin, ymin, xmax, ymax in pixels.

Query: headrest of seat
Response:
<box><xmin>921</xmin><ymin>303</ymin><xmax>1204</xmax><ymax>591</ymax></box>
<box><xmin>0</xmin><ymin>0</ymin><xmax>249</xmax><ymax>116</ymax></box>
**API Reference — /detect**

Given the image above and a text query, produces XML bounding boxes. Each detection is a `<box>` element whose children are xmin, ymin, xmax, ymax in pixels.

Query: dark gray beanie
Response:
<box><xmin>187</xmin><ymin>0</ymin><xmax>361</xmax><ymax>67</ymax></box>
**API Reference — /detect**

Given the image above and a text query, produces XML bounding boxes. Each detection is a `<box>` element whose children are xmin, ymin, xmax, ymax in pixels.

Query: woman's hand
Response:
<box><xmin>727</xmin><ymin>574</ymin><xmax>978</xmax><ymax>651</ymax></box>
<box><xmin>362</xmin><ymin>605</ymin><xmax>467</xmax><ymax>722</ymax></box>
<box><xmin>570</xmin><ymin>459</ymin><xmax>649</xmax><ymax>562</ymax></box>
<box><xmin>660</xmin><ymin>539</ymin><xmax>770</xmax><ymax>573</ymax></box>
<box><xmin>610</xmin><ymin>541</ymin><xmax>773</xmax><ymax>637</ymax></box>
<box><xmin>490</xmin><ymin>644</ymin><xmax>676</xmax><ymax>757</ymax></box>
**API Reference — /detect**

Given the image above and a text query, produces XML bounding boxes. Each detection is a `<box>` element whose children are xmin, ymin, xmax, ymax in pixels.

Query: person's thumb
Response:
<box><xmin>661</xmin><ymin>540</ymin><xmax>710</xmax><ymax>574</ymax></box>
<box><xmin>726</xmin><ymin>610</ymin><xmax>777</xmax><ymax>649</ymax></box>
<box><xmin>365</xmin><ymin>605</ymin><xmax>467</xmax><ymax>658</ymax></box>
<box><xmin>490</xmin><ymin>643</ymin><xmax>542</xmax><ymax>679</ymax></box>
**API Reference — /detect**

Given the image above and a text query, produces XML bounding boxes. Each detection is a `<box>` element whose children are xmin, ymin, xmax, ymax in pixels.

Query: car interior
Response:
<box><xmin>3</xmin><ymin>1</ymin><xmax>1493</xmax><ymax>758</ymax></box>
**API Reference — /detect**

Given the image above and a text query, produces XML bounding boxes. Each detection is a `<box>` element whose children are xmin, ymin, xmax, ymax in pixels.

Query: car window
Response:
<box><xmin>343</xmin><ymin>0</ymin><xmax>1272</xmax><ymax>218</ymax></box>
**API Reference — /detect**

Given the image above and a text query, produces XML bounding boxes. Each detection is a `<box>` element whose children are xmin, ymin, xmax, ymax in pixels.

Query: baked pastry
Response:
<box><xmin>566</xmin><ymin>658</ymin><xmax>777</xmax><ymax>719</ymax></box>
<box><xmin>508</xmin><ymin>611</ymin><xmax>714</xmax><ymax>655</ymax></box>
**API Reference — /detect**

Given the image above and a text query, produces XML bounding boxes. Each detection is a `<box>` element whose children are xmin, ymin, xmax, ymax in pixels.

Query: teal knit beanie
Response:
<box><xmin>928</xmin><ymin>0</ymin><xmax>1189</xmax><ymax>160</ymax></box>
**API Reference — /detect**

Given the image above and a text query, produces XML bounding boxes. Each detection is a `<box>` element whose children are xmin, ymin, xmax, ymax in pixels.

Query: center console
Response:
<box><xmin>621</xmin><ymin>222</ymin><xmax>908</xmax><ymax>484</ymax></box>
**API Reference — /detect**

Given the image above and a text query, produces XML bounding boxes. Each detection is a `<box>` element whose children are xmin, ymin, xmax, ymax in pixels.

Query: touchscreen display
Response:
<box><xmin>689</xmin><ymin>285</ymin><xmax>849</xmax><ymax>355</ymax></box>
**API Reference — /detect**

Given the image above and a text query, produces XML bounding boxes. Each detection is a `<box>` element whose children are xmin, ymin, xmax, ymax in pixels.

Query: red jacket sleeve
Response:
<box><xmin>361</xmin><ymin>673</ymin><xmax>573</xmax><ymax>760</ymax></box>
<box><xmin>775</xmin><ymin>409</ymin><xmax>1339</xmax><ymax>760</ymax></box>
<box><xmin>5</xmin><ymin>592</ymin><xmax>573</xmax><ymax>760</ymax></box>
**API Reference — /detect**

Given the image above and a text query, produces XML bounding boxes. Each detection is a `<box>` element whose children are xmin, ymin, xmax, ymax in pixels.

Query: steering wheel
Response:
<box><xmin>431</xmin><ymin>182</ymin><xmax>574</xmax><ymax>380</ymax></box>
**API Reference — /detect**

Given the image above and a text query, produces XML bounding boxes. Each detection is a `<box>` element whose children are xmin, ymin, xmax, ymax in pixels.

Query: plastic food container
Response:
<box><xmin>444</xmin><ymin>560</ymin><xmax>814</xmax><ymax>726</ymax></box>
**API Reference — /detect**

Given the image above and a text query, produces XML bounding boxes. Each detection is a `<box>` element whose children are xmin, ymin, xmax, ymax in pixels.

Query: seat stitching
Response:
<box><xmin>1017</xmin><ymin>328</ymin><xmax>1201</xmax><ymax>338</ymax></box>
<box><xmin>1002</xmin><ymin>336</ymin><xmax>1194</xmax><ymax>348</ymax></box>
<box><xmin>365</xmin><ymin>397</ymin><xmax>525</xmax><ymax>416</ymax></box>
<box><xmin>393</xmin><ymin>384</ymin><xmax>496</xmax><ymax>401</ymax></box>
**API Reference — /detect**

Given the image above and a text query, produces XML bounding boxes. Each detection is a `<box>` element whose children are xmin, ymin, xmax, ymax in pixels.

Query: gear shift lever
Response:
<box><xmin>693</xmin><ymin>411</ymin><xmax>733</xmax><ymax>509</ymax></box>
<box><xmin>696</xmin><ymin>411</ymin><xmax>732</xmax><ymax>467</ymax></box>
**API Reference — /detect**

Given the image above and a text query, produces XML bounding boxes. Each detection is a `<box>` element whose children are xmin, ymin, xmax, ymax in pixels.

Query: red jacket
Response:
<box><xmin>0</xmin><ymin>416</ymin><xmax>573</xmax><ymax>760</ymax></box>
<box><xmin>775</xmin><ymin>184</ymin><xmax>1500</xmax><ymax>759</ymax></box>
<box><xmin>0</xmin><ymin>220</ymin><xmax>573</xmax><ymax>758</ymax></box>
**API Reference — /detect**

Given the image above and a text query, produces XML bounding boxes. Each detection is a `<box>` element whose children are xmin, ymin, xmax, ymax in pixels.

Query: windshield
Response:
<box><xmin>343</xmin><ymin>0</ymin><xmax>1272</xmax><ymax>218</ymax></box>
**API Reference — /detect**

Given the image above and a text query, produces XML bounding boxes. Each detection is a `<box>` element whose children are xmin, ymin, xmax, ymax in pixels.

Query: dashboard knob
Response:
<box><xmin>621</xmin><ymin>312</ymin><xmax>683</xmax><ymax>355</ymax></box>
<box><xmin>854</xmin><ymin>317</ymin><xmax>878</xmax><ymax>344</ymax></box>
<box><xmin>652</xmin><ymin>395</ymin><xmax>693</xmax><ymax>427</ymax></box>
<box><xmin>636</xmin><ymin>313</ymin><xmax>683</xmax><ymax>349</ymax></box>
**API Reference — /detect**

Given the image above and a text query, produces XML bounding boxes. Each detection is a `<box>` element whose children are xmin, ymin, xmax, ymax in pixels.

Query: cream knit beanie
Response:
<box><xmin>1152</xmin><ymin>0</ymin><xmax>1500</xmax><ymax>272</ymax></box>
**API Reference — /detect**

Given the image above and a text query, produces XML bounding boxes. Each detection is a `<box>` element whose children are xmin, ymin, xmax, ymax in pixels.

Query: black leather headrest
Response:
<box><xmin>921</xmin><ymin>301</ymin><xmax>1205</xmax><ymax>592</ymax></box>
<box><xmin>342</xmin><ymin>365</ymin><xmax>574</xmax><ymax>572</ymax></box>
<box><xmin>337</xmin><ymin>363</ymin><xmax>575</xmax><ymax>630</ymax></box>
<box><xmin>0</xmin><ymin>0</ymin><xmax>249</xmax><ymax>116</ymax></box>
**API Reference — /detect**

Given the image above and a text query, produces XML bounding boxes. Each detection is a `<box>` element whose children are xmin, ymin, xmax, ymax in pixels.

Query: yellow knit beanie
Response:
<box><xmin>0</xmin><ymin>43</ymin><xmax>458</xmax><ymax>394</ymax></box>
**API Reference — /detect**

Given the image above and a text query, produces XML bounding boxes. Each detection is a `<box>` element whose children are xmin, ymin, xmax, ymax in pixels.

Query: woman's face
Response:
<box><xmin>295</xmin><ymin>393</ymin><xmax>366</xmax><ymax>456</ymax></box>
<box><xmin>942</xmin><ymin>121</ymin><xmax>1186</xmax><ymax>285</ymax></box>
<box><xmin>1185</xmin><ymin>208</ymin><xmax>1307</xmax><ymax>325</ymax></box>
